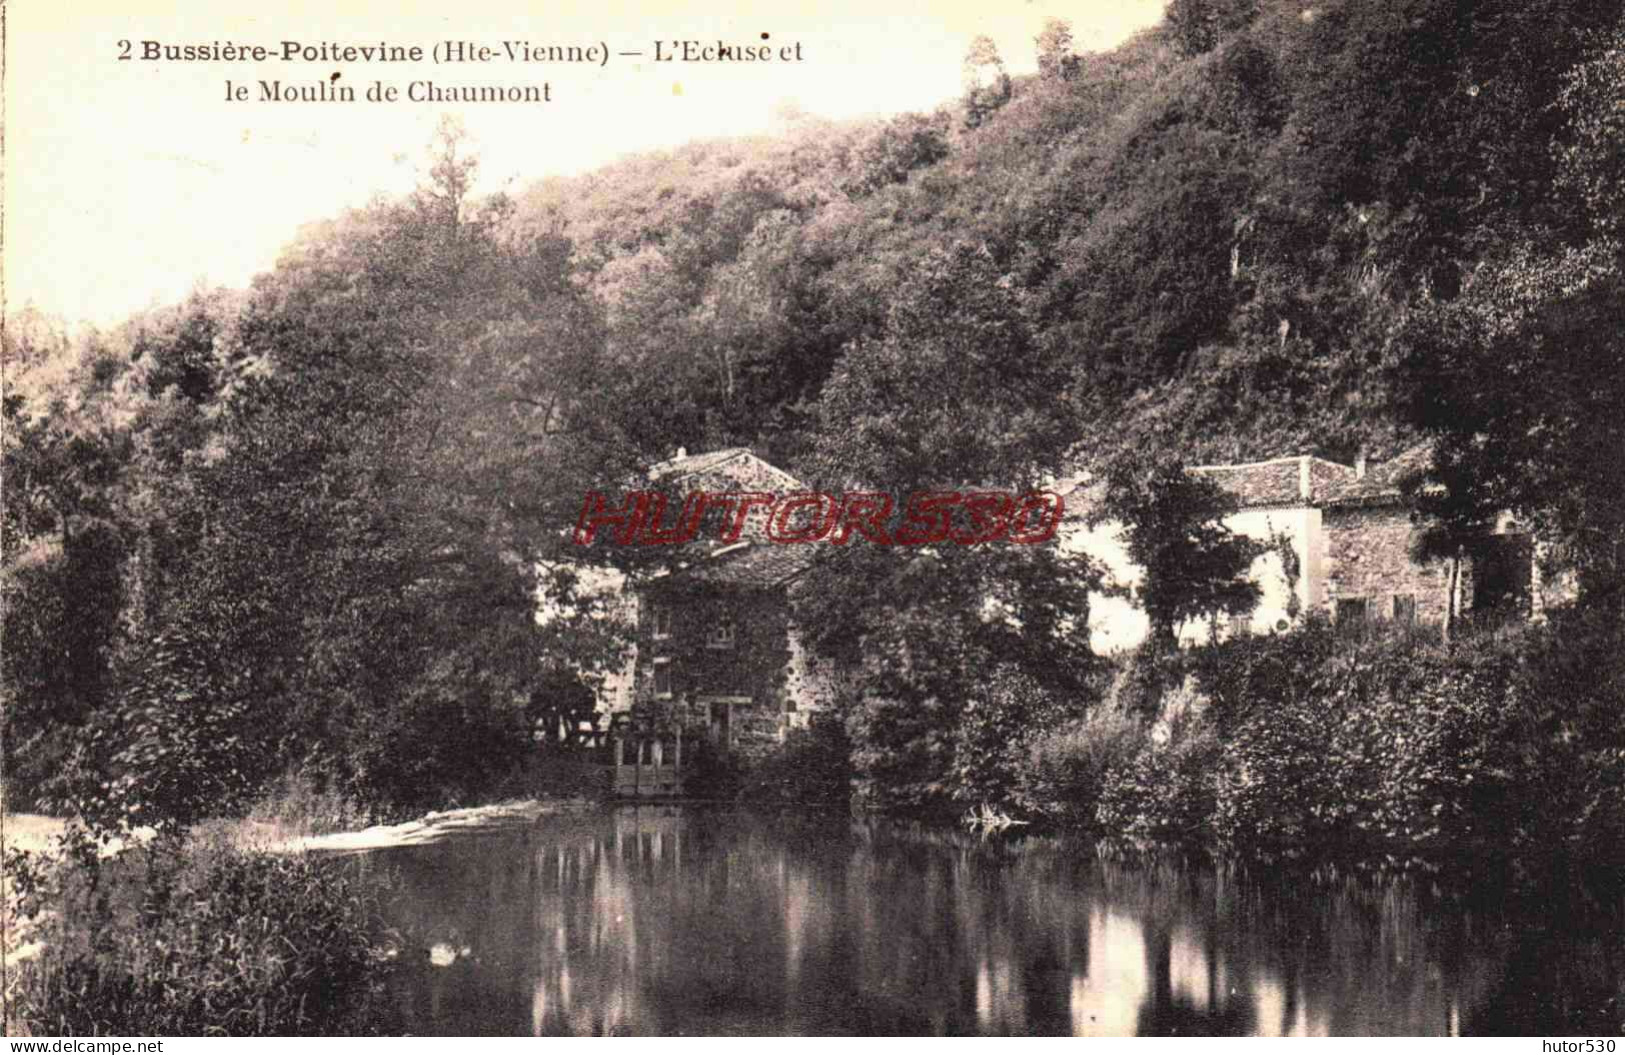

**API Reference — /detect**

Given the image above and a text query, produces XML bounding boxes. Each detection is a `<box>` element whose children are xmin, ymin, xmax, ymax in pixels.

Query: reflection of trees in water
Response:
<box><xmin>1135</xmin><ymin>920</ymin><xmax>1257</xmax><ymax>1036</ymax></box>
<box><xmin>1091</xmin><ymin>860</ymin><xmax>1494</xmax><ymax>1036</ymax></box>
<box><xmin>359</xmin><ymin>811</ymin><xmax>1625</xmax><ymax>1036</ymax></box>
<box><xmin>1463</xmin><ymin>922</ymin><xmax>1625</xmax><ymax>1035</ymax></box>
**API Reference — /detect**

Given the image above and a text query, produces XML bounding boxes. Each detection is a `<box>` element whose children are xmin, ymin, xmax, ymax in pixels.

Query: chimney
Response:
<box><xmin>1298</xmin><ymin>456</ymin><xmax>1311</xmax><ymax>501</ymax></box>
<box><xmin>1355</xmin><ymin>451</ymin><xmax>1367</xmax><ymax>480</ymax></box>
<box><xmin>675</xmin><ymin>446</ymin><xmax>687</xmax><ymax>460</ymax></box>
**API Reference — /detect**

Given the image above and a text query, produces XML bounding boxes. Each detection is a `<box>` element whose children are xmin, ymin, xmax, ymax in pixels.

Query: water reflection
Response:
<box><xmin>354</xmin><ymin>807</ymin><xmax>1624</xmax><ymax>1036</ymax></box>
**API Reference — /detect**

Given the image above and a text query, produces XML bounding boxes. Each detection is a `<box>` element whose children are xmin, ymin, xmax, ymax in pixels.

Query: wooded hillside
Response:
<box><xmin>6</xmin><ymin>0</ymin><xmax>1623</xmax><ymax>821</ymax></box>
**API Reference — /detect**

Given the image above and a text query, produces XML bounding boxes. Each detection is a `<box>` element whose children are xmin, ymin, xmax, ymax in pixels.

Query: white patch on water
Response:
<box><xmin>271</xmin><ymin>799</ymin><xmax>593</xmax><ymax>854</ymax></box>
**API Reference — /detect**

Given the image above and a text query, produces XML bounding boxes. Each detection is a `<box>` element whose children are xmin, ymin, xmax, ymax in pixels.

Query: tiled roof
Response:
<box><xmin>1191</xmin><ymin>457</ymin><xmax>1304</xmax><ymax>508</ymax></box>
<box><xmin>637</xmin><ymin>449</ymin><xmax>823</xmax><ymax>589</ymax></box>
<box><xmin>649</xmin><ymin>447</ymin><xmax>753</xmax><ymax>480</ymax></box>
<box><xmin>1190</xmin><ymin>448</ymin><xmax>1431</xmax><ymax>510</ymax></box>
<box><xmin>1308</xmin><ymin>456</ymin><xmax>1358</xmax><ymax>500</ymax></box>
<box><xmin>643</xmin><ymin>448</ymin><xmax>806</xmax><ymax>545</ymax></box>
<box><xmin>1188</xmin><ymin>456</ymin><xmax>1352</xmax><ymax>509</ymax></box>
<box><xmin>1055</xmin><ymin>459</ymin><xmax>1332</xmax><ymax>517</ymax></box>
<box><xmin>648</xmin><ymin>447</ymin><xmax>803</xmax><ymax>490</ymax></box>
<box><xmin>1056</xmin><ymin>446</ymin><xmax>1435</xmax><ymax>520</ymax></box>
<box><xmin>658</xmin><ymin>541</ymin><xmax>814</xmax><ymax>589</ymax></box>
<box><xmin>1321</xmin><ymin>444</ymin><xmax>1434</xmax><ymax>507</ymax></box>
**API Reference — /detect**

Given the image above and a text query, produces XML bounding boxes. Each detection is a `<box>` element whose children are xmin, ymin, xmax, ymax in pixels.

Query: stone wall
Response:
<box><xmin>1180</xmin><ymin>505</ymin><xmax>1318</xmax><ymax>643</ymax></box>
<box><xmin>784</xmin><ymin>625</ymin><xmax>846</xmax><ymax>715</ymax></box>
<box><xmin>632</xmin><ymin>582</ymin><xmax>794</xmax><ymax>755</ymax></box>
<box><xmin>1321</xmin><ymin>505</ymin><xmax>1453</xmax><ymax>624</ymax></box>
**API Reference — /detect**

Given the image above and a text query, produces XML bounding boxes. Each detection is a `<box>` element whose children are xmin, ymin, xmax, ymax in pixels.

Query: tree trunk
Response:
<box><xmin>720</xmin><ymin>345</ymin><xmax>735</xmax><ymax>403</ymax></box>
<box><xmin>1443</xmin><ymin>551</ymin><xmax>1460</xmax><ymax>643</ymax></box>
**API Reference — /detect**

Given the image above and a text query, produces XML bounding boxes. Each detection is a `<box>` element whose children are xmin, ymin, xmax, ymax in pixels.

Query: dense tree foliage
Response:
<box><xmin>1401</xmin><ymin>24</ymin><xmax>1625</xmax><ymax>608</ymax></box>
<box><xmin>498</xmin><ymin>0</ymin><xmax>1618</xmax><ymax>472</ymax></box>
<box><xmin>1096</xmin><ymin>451</ymin><xmax>1265</xmax><ymax>648</ymax></box>
<box><xmin>4</xmin><ymin>122</ymin><xmax>641</xmax><ymax>821</ymax></box>
<box><xmin>7</xmin><ymin>1</ymin><xmax>1625</xmax><ymax>822</ymax></box>
<box><xmin>791</xmin><ymin>243</ymin><xmax>1098</xmax><ymax>814</ymax></box>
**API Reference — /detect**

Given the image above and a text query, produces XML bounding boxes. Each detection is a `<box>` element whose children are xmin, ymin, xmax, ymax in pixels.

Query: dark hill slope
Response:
<box><xmin>505</xmin><ymin>0</ymin><xmax>1619</xmax><ymax>472</ymax></box>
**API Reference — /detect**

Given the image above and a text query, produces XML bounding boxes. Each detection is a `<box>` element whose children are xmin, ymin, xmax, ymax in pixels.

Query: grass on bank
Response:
<box><xmin>3</xmin><ymin>824</ymin><xmax>405</xmax><ymax>1037</ymax></box>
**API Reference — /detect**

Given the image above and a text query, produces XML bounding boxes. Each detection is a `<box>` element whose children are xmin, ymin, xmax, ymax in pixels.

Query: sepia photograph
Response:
<box><xmin>3</xmin><ymin>0</ymin><xmax>1624</xmax><ymax>1039</ymax></box>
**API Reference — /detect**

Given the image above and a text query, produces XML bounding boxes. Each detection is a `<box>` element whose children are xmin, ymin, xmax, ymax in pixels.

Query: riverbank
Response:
<box><xmin>2</xmin><ymin>820</ymin><xmax>413</xmax><ymax>1037</ymax></box>
<box><xmin>1</xmin><ymin>800</ymin><xmax>602</xmax><ymax>1035</ymax></box>
<box><xmin>10</xmin><ymin>789</ymin><xmax>1624</xmax><ymax>1036</ymax></box>
<box><xmin>2</xmin><ymin>797</ymin><xmax>599</xmax><ymax>863</ymax></box>
<box><xmin>0</xmin><ymin>795</ymin><xmax>599</xmax><ymax>1023</ymax></box>
<box><xmin>244</xmin><ymin>805</ymin><xmax>1625</xmax><ymax>1036</ymax></box>
<box><xmin>823</xmin><ymin>613</ymin><xmax>1625</xmax><ymax>885</ymax></box>
<box><xmin>250</xmin><ymin>798</ymin><xmax>600</xmax><ymax>853</ymax></box>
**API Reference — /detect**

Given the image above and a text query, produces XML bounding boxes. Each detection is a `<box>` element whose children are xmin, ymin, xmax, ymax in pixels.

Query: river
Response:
<box><xmin>344</xmin><ymin>805</ymin><xmax>1624</xmax><ymax>1036</ymax></box>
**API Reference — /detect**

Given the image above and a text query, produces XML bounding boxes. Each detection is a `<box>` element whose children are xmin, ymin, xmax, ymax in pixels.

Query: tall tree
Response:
<box><xmin>962</xmin><ymin>35</ymin><xmax>1012</xmax><ymax>130</ymax></box>
<box><xmin>1402</xmin><ymin>22</ymin><xmax>1625</xmax><ymax>611</ymax></box>
<box><xmin>1165</xmin><ymin>0</ymin><xmax>1257</xmax><ymax>57</ymax></box>
<box><xmin>800</xmin><ymin>242</ymin><xmax>1098</xmax><ymax>814</ymax></box>
<box><xmin>1035</xmin><ymin>17</ymin><xmax>1078</xmax><ymax>81</ymax></box>
<box><xmin>1095</xmin><ymin>450</ymin><xmax>1265</xmax><ymax>648</ymax></box>
<box><xmin>52</xmin><ymin>118</ymin><xmax>641</xmax><ymax>822</ymax></box>
<box><xmin>1</xmin><ymin>314</ymin><xmax>139</xmax><ymax>809</ymax></box>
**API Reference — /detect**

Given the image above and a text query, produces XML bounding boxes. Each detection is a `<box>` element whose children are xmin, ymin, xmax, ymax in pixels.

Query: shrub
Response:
<box><xmin>1489</xmin><ymin>608</ymin><xmax>1625</xmax><ymax>873</ymax></box>
<box><xmin>1106</xmin><ymin>643</ymin><xmax>1193</xmax><ymax>720</ymax></box>
<box><xmin>1187</xmin><ymin>616</ymin><xmax>1337</xmax><ymax>733</ymax></box>
<box><xmin>8</xmin><ymin>828</ymin><xmax>402</xmax><ymax>1036</ymax></box>
<box><xmin>737</xmin><ymin>717</ymin><xmax>853</xmax><ymax>807</ymax></box>
<box><xmin>845</xmin><ymin>689</ymin><xmax>962</xmax><ymax>817</ymax></box>
<box><xmin>0</xmin><ymin>724</ymin><xmax>80</xmax><ymax>815</ymax></box>
<box><xmin>248</xmin><ymin>767</ymin><xmax>374</xmax><ymax>837</ymax></box>
<box><xmin>949</xmin><ymin>666</ymin><xmax>1073</xmax><ymax>809</ymax></box>
<box><xmin>680</xmin><ymin>735</ymin><xmax>746</xmax><ymax>800</ymax></box>
<box><xmin>1096</xmin><ymin>678</ymin><xmax>1221</xmax><ymax>849</ymax></box>
<box><xmin>1206</xmin><ymin>617</ymin><xmax>1625</xmax><ymax>871</ymax></box>
<box><xmin>46</xmin><ymin>632</ymin><xmax>277</xmax><ymax>834</ymax></box>
<box><xmin>1001</xmin><ymin>608</ymin><xmax>1625</xmax><ymax>874</ymax></box>
<box><xmin>341</xmin><ymin>681</ymin><xmax>530</xmax><ymax>818</ymax></box>
<box><xmin>1317</xmin><ymin>640</ymin><xmax>1523</xmax><ymax>862</ymax></box>
<box><xmin>1014</xmin><ymin>703</ymin><xmax>1144</xmax><ymax>831</ymax></box>
<box><xmin>1210</xmin><ymin>687</ymin><xmax>1340</xmax><ymax>858</ymax></box>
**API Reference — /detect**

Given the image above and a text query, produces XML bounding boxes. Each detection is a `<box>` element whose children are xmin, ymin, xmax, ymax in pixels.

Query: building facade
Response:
<box><xmin>613</xmin><ymin>448</ymin><xmax>845</xmax><ymax>754</ymax></box>
<box><xmin>1064</xmin><ymin>445</ymin><xmax>1545</xmax><ymax>648</ymax></box>
<box><xmin>595</xmin><ymin>444</ymin><xmax>1548</xmax><ymax>735</ymax></box>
